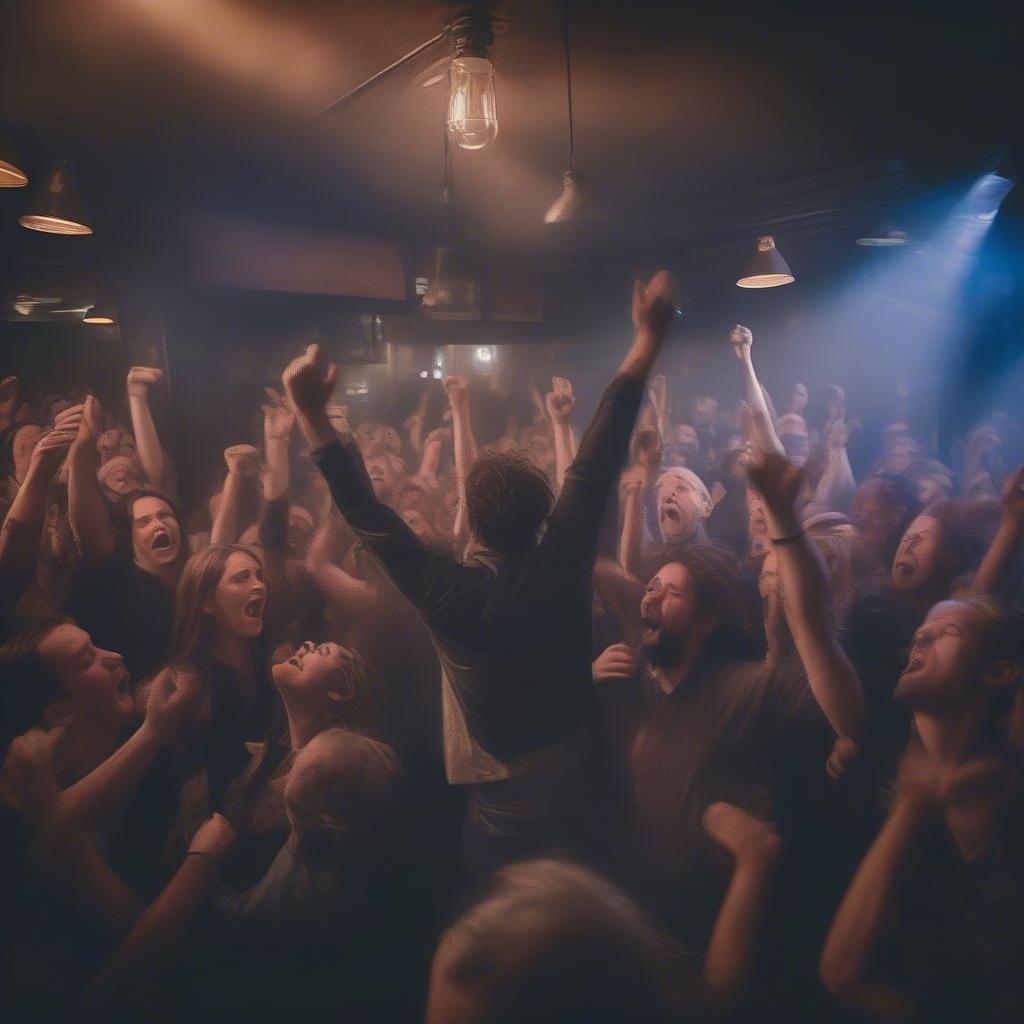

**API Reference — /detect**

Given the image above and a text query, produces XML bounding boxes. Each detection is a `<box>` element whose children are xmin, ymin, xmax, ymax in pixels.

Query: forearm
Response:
<box><xmin>127</xmin><ymin>395</ymin><xmax>166</xmax><ymax>486</ymax></box>
<box><xmin>772</xmin><ymin>513</ymin><xmax>865</xmax><ymax>740</ymax></box>
<box><xmin>703</xmin><ymin>859</ymin><xmax>776</xmax><ymax>1003</ymax></box>
<box><xmin>968</xmin><ymin>518</ymin><xmax>1022</xmax><ymax>596</ymax></box>
<box><xmin>812</xmin><ymin>447</ymin><xmax>855</xmax><ymax>513</ymax></box>
<box><xmin>417</xmin><ymin>438</ymin><xmax>443</xmax><ymax>484</ymax></box>
<box><xmin>211</xmin><ymin>472</ymin><xmax>246</xmax><ymax>545</ymax></box>
<box><xmin>552</xmin><ymin>422</ymin><xmax>575</xmax><ymax>491</ymax></box>
<box><xmin>451</xmin><ymin>406</ymin><xmax>478</xmax><ymax>492</ymax></box>
<box><xmin>0</xmin><ymin>459</ymin><xmax>53</xmax><ymax>595</ymax></box>
<box><xmin>308</xmin><ymin>561</ymin><xmax>375</xmax><ymax>612</ymax></box>
<box><xmin>618</xmin><ymin>488</ymin><xmax>645</xmax><ymax>578</ymax></box>
<box><xmin>90</xmin><ymin>855</ymin><xmax>220</xmax><ymax>996</ymax></box>
<box><xmin>617</xmin><ymin>329</ymin><xmax>665</xmax><ymax>383</ymax></box>
<box><xmin>263</xmin><ymin>436</ymin><xmax>290</xmax><ymax>503</ymax></box>
<box><xmin>820</xmin><ymin>797</ymin><xmax>932</xmax><ymax>1017</ymax></box>
<box><xmin>68</xmin><ymin>440</ymin><xmax>115</xmax><ymax>562</ymax></box>
<box><xmin>740</xmin><ymin>356</ymin><xmax>784</xmax><ymax>456</ymax></box>
<box><xmin>56</xmin><ymin>724</ymin><xmax>164</xmax><ymax>834</ymax></box>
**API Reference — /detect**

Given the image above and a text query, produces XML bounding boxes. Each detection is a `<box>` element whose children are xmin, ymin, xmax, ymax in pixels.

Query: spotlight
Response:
<box><xmin>432</xmin><ymin>366</ymin><xmax>444</xmax><ymax>380</ymax></box>
<box><xmin>19</xmin><ymin>160</ymin><xmax>92</xmax><ymax>235</ymax></box>
<box><xmin>736</xmin><ymin>235</ymin><xmax>794</xmax><ymax>289</ymax></box>
<box><xmin>475</xmin><ymin>345</ymin><xmax>493</xmax><ymax>363</ymax></box>
<box><xmin>419</xmin><ymin>370</ymin><xmax>430</xmax><ymax>379</ymax></box>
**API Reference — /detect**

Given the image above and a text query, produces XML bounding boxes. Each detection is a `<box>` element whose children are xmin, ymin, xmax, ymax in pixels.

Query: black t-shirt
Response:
<box><xmin>61</xmin><ymin>548</ymin><xmax>175</xmax><ymax>682</ymax></box>
<box><xmin>880</xmin><ymin>802</ymin><xmax>1024</xmax><ymax>1022</ymax></box>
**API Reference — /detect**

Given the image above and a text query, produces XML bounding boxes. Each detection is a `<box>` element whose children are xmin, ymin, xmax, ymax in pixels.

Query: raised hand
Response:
<box><xmin>223</xmin><ymin>444</ymin><xmax>260</xmax><ymax>477</ymax></box>
<box><xmin>545</xmin><ymin>376</ymin><xmax>576</xmax><ymax>424</ymax></box>
<box><xmin>75</xmin><ymin>395</ymin><xmax>105</xmax><ymax>445</ymax></box>
<box><xmin>591</xmin><ymin>643</ymin><xmax>637</xmax><ymax>683</ymax></box>
<box><xmin>144</xmin><ymin>665</ymin><xmax>204</xmax><ymax>745</ymax></box>
<box><xmin>443</xmin><ymin>374</ymin><xmax>469</xmax><ymax>411</ymax></box>
<box><xmin>30</xmin><ymin>414</ymin><xmax>82</xmax><ymax>472</ymax></box>
<box><xmin>702</xmin><ymin>801</ymin><xmax>782</xmax><ymax>869</ymax></box>
<box><xmin>282</xmin><ymin>344</ymin><xmax>337</xmax><ymax>421</ymax></box>
<box><xmin>126</xmin><ymin>366</ymin><xmax>163</xmax><ymax>399</ymax></box>
<box><xmin>746</xmin><ymin>451</ymin><xmax>801</xmax><ymax>525</ymax></box>
<box><xmin>826</xmin><ymin>736</ymin><xmax>860</xmax><ymax>781</ymax></box>
<box><xmin>631</xmin><ymin>270</ymin><xmax>676</xmax><ymax>336</ymax></box>
<box><xmin>188</xmin><ymin>812</ymin><xmax>237</xmax><ymax>860</ymax></box>
<box><xmin>262</xmin><ymin>386</ymin><xmax>296</xmax><ymax>442</ymax></box>
<box><xmin>730</xmin><ymin>324</ymin><xmax>753</xmax><ymax>361</ymax></box>
<box><xmin>635</xmin><ymin>426</ymin><xmax>663</xmax><ymax>473</ymax></box>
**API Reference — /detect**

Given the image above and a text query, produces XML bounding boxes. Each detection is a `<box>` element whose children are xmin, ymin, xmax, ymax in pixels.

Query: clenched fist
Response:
<box><xmin>127</xmin><ymin>366</ymin><xmax>163</xmax><ymax>399</ymax></box>
<box><xmin>224</xmin><ymin>444</ymin><xmax>260</xmax><ymax>477</ymax></box>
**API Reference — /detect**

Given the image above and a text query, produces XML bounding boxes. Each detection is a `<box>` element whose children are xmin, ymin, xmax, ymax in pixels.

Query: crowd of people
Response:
<box><xmin>1</xmin><ymin>270</ymin><xmax>1023</xmax><ymax>1022</ymax></box>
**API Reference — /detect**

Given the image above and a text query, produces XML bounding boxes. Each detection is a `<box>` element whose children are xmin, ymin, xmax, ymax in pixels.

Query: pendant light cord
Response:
<box><xmin>562</xmin><ymin>0</ymin><xmax>575</xmax><ymax>171</ymax></box>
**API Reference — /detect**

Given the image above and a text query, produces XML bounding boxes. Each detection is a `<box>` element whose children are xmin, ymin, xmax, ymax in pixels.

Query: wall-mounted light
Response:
<box><xmin>474</xmin><ymin>345</ymin><xmax>494</xmax><ymax>363</ymax></box>
<box><xmin>736</xmin><ymin>235</ymin><xmax>794</xmax><ymax>289</ymax></box>
<box><xmin>19</xmin><ymin>160</ymin><xmax>92</xmax><ymax>235</ymax></box>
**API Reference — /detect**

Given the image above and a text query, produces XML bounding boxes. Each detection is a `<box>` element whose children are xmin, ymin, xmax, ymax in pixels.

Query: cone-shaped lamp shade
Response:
<box><xmin>83</xmin><ymin>294</ymin><xmax>116</xmax><ymax>324</ymax></box>
<box><xmin>19</xmin><ymin>161</ymin><xmax>92</xmax><ymax>235</ymax></box>
<box><xmin>0</xmin><ymin>132</ymin><xmax>28</xmax><ymax>187</ymax></box>
<box><xmin>544</xmin><ymin>169</ymin><xmax>587</xmax><ymax>225</ymax></box>
<box><xmin>421</xmin><ymin>245</ymin><xmax>481</xmax><ymax>320</ymax></box>
<box><xmin>736</xmin><ymin>235</ymin><xmax>794</xmax><ymax>288</ymax></box>
<box><xmin>856</xmin><ymin>225</ymin><xmax>910</xmax><ymax>247</ymax></box>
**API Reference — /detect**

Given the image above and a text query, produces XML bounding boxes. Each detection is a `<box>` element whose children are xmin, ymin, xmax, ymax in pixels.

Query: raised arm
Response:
<box><xmin>967</xmin><ymin>464</ymin><xmax>1024</xmax><ymax>596</ymax></box>
<box><xmin>443</xmin><ymin>374</ymin><xmax>479</xmax><ymax>543</ymax></box>
<box><xmin>87</xmin><ymin>813</ymin><xmax>236</xmax><ymax>1008</ymax></box>
<box><xmin>819</xmin><ymin>743</ymin><xmax>941</xmax><ymax>1021</ymax></box>
<box><xmin>55</xmin><ymin>667</ymin><xmax>202</xmax><ymax>835</ymax></box>
<box><xmin>68</xmin><ymin>396</ymin><xmax>117</xmax><ymax>563</ymax></box>
<box><xmin>701</xmin><ymin>803</ymin><xmax>782</xmax><ymax>1006</ymax></box>
<box><xmin>261</xmin><ymin>386</ymin><xmax>295</xmax><ymax>503</ymax></box>
<box><xmin>545</xmin><ymin>376</ymin><xmax>578</xmax><ymax>492</ymax></box>
<box><xmin>211</xmin><ymin>445</ymin><xmax>259</xmax><ymax>545</ymax></box>
<box><xmin>126</xmin><ymin>367</ymin><xmax>169</xmax><ymax>488</ymax></box>
<box><xmin>284</xmin><ymin>344</ymin><xmax>451</xmax><ymax>610</ymax></box>
<box><xmin>731</xmin><ymin>326</ymin><xmax>785</xmax><ymax>457</ymax></box>
<box><xmin>747</xmin><ymin>452</ymin><xmax>865</xmax><ymax>743</ymax></box>
<box><xmin>808</xmin><ymin>419</ymin><xmax>857</xmax><ymax>515</ymax></box>
<box><xmin>546</xmin><ymin>272</ymin><xmax>676</xmax><ymax>557</ymax></box>
<box><xmin>0</xmin><ymin>407</ymin><xmax>81</xmax><ymax>617</ymax></box>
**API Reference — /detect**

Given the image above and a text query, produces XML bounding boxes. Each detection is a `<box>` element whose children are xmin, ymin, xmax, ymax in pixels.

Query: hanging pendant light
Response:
<box><xmin>0</xmin><ymin>130</ymin><xmax>28</xmax><ymax>187</ymax></box>
<box><xmin>736</xmin><ymin>235</ymin><xmax>794</xmax><ymax>288</ymax></box>
<box><xmin>19</xmin><ymin>160</ymin><xmax>92</xmax><ymax>235</ymax></box>
<box><xmin>446</xmin><ymin>8</ymin><xmax>498</xmax><ymax>151</ymax></box>
<box><xmin>422</xmin><ymin>122</ymin><xmax>481</xmax><ymax>320</ymax></box>
<box><xmin>545</xmin><ymin>0</ymin><xmax>599</xmax><ymax>226</ymax></box>
<box><xmin>83</xmin><ymin>293</ymin><xmax>116</xmax><ymax>325</ymax></box>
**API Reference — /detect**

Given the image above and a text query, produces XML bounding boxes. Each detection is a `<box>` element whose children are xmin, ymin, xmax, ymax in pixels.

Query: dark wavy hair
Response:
<box><xmin>0</xmin><ymin>619</ymin><xmax>68</xmax><ymax>758</ymax></box>
<box><xmin>464</xmin><ymin>449</ymin><xmax>553</xmax><ymax>553</ymax></box>
<box><xmin>657</xmin><ymin>541</ymin><xmax>762</xmax><ymax>662</ymax></box>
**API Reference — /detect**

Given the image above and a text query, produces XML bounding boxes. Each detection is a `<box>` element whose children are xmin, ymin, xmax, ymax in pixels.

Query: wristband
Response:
<box><xmin>771</xmin><ymin>530</ymin><xmax>804</xmax><ymax>545</ymax></box>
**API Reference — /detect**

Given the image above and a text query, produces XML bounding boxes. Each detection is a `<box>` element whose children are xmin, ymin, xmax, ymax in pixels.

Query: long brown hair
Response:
<box><xmin>171</xmin><ymin>543</ymin><xmax>273</xmax><ymax>667</ymax></box>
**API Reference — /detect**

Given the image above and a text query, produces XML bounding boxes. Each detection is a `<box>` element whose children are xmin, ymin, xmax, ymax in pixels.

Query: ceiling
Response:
<box><xmin>0</xmin><ymin>0</ymin><xmax>1018</xmax><ymax>299</ymax></box>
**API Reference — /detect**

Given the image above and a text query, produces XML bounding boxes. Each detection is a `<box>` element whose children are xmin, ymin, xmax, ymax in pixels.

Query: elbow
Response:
<box><xmin>819</xmin><ymin>947</ymin><xmax>866</xmax><ymax>1006</ymax></box>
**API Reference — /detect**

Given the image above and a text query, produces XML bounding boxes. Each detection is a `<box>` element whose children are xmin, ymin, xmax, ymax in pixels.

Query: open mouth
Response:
<box><xmin>244</xmin><ymin>595</ymin><xmax>265</xmax><ymax>620</ymax></box>
<box><xmin>641</xmin><ymin>615</ymin><xmax>661</xmax><ymax>635</ymax></box>
<box><xmin>116</xmin><ymin>669</ymin><xmax>131</xmax><ymax>694</ymax></box>
<box><xmin>660</xmin><ymin>506</ymin><xmax>681</xmax><ymax>522</ymax></box>
<box><xmin>903</xmin><ymin>652</ymin><xmax>925</xmax><ymax>675</ymax></box>
<box><xmin>152</xmin><ymin>531</ymin><xmax>172</xmax><ymax>551</ymax></box>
